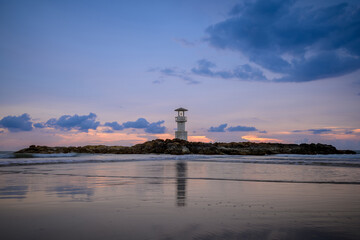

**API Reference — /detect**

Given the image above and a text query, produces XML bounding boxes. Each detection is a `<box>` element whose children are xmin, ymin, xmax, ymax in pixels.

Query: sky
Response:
<box><xmin>1</xmin><ymin>0</ymin><xmax>360</xmax><ymax>150</ymax></box>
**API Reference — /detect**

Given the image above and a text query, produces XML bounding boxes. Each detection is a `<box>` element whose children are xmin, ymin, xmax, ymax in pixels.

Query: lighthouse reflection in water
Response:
<box><xmin>176</xmin><ymin>161</ymin><xmax>187</xmax><ymax>207</ymax></box>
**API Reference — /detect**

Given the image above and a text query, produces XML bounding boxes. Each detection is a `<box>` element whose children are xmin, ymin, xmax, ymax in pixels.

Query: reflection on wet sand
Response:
<box><xmin>176</xmin><ymin>161</ymin><xmax>187</xmax><ymax>207</ymax></box>
<box><xmin>0</xmin><ymin>186</ymin><xmax>28</xmax><ymax>199</ymax></box>
<box><xmin>46</xmin><ymin>185</ymin><xmax>94</xmax><ymax>202</ymax></box>
<box><xmin>1</xmin><ymin>160</ymin><xmax>360</xmax><ymax>240</ymax></box>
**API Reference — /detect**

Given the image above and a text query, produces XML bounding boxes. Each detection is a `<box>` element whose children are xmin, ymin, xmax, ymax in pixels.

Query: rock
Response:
<box><xmin>15</xmin><ymin>139</ymin><xmax>356</xmax><ymax>155</ymax></box>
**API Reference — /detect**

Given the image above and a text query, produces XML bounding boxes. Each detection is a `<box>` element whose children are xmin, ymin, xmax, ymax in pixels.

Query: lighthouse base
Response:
<box><xmin>175</xmin><ymin>131</ymin><xmax>188</xmax><ymax>141</ymax></box>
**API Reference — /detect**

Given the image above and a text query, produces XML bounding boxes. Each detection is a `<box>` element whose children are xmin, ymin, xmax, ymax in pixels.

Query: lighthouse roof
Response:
<box><xmin>175</xmin><ymin>107</ymin><xmax>188</xmax><ymax>111</ymax></box>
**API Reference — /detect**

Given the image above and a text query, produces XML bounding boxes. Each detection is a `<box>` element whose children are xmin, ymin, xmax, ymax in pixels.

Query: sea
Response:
<box><xmin>0</xmin><ymin>152</ymin><xmax>359</xmax><ymax>240</ymax></box>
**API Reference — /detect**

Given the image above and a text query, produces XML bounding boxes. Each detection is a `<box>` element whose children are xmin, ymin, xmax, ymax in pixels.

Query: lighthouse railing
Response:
<box><xmin>175</xmin><ymin>116</ymin><xmax>187</xmax><ymax>122</ymax></box>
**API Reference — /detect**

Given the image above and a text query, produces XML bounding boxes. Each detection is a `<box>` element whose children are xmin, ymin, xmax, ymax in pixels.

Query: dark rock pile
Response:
<box><xmin>16</xmin><ymin>139</ymin><xmax>356</xmax><ymax>155</ymax></box>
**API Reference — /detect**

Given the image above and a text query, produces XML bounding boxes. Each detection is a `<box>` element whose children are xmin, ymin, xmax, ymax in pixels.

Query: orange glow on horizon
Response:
<box><xmin>276</xmin><ymin>131</ymin><xmax>293</xmax><ymax>135</ymax></box>
<box><xmin>188</xmin><ymin>135</ymin><xmax>213</xmax><ymax>143</ymax></box>
<box><xmin>154</xmin><ymin>134</ymin><xmax>213</xmax><ymax>143</ymax></box>
<box><xmin>153</xmin><ymin>133</ymin><xmax>174</xmax><ymax>140</ymax></box>
<box><xmin>242</xmin><ymin>135</ymin><xmax>283</xmax><ymax>143</ymax></box>
<box><xmin>320</xmin><ymin>133</ymin><xmax>360</xmax><ymax>140</ymax></box>
<box><xmin>55</xmin><ymin>129</ymin><xmax>147</xmax><ymax>146</ymax></box>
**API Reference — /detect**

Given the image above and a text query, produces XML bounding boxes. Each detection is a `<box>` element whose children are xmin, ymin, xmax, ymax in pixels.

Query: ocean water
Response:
<box><xmin>0</xmin><ymin>153</ymin><xmax>359</xmax><ymax>240</ymax></box>
<box><xmin>1</xmin><ymin>151</ymin><xmax>360</xmax><ymax>167</ymax></box>
<box><xmin>1</xmin><ymin>152</ymin><xmax>360</xmax><ymax>183</ymax></box>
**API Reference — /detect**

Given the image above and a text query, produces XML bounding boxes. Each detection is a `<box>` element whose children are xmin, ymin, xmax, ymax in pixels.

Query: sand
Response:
<box><xmin>0</xmin><ymin>159</ymin><xmax>359</xmax><ymax>240</ymax></box>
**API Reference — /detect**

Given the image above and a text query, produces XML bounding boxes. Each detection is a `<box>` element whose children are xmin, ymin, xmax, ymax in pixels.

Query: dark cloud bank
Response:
<box><xmin>0</xmin><ymin>113</ymin><xmax>166</xmax><ymax>134</ymax></box>
<box><xmin>204</xmin><ymin>0</ymin><xmax>360</xmax><ymax>82</ymax></box>
<box><xmin>157</xmin><ymin>0</ymin><xmax>360</xmax><ymax>83</ymax></box>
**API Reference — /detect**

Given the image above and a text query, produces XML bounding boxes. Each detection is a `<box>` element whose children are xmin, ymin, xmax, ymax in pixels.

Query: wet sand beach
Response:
<box><xmin>0</xmin><ymin>156</ymin><xmax>360</xmax><ymax>240</ymax></box>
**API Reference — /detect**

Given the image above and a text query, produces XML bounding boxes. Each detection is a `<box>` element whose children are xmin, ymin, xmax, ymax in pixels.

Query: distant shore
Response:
<box><xmin>16</xmin><ymin>139</ymin><xmax>356</xmax><ymax>155</ymax></box>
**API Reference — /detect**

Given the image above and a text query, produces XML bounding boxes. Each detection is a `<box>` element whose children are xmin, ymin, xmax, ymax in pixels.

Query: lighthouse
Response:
<box><xmin>175</xmin><ymin>107</ymin><xmax>188</xmax><ymax>141</ymax></box>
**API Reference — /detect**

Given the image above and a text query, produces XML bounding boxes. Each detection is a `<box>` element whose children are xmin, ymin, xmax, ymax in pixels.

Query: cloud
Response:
<box><xmin>102</xmin><ymin>129</ymin><xmax>114</xmax><ymax>133</ymax></box>
<box><xmin>105</xmin><ymin>118</ymin><xmax>167</xmax><ymax>134</ymax></box>
<box><xmin>192</xmin><ymin>59</ymin><xmax>217</xmax><ymax>76</ymax></box>
<box><xmin>152</xmin><ymin>79</ymin><xmax>165</xmax><ymax>84</ymax></box>
<box><xmin>45</xmin><ymin>113</ymin><xmax>100</xmax><ymax>132</ymax></box>
<box><xmin>293</xmin><ymin>128</ymin><xmax>358</xmax><ymax>135</ymax></box>
<box><xmin>145</xmin><ymin>120</ymin><xmax>166</xmax><ymax>134</ymax></box>
<box><xmin>259</xmin><ymin>130</ymin><xmax>267</xmax><ymax>134</ymax></box>
<box><xmin>152</xmin><ymin>67</ymin><xmax>200</xmax><ymax>84</ymax></box>
<box><xmin>34</xmin><ymin>123</ymin><xmax>46</xmax><ymax>128</ymax></box>
<box><xmin>0</xmin><ymin>113</ymin><xmax>33</xmax><ymax>132</ymax></box>
<box><xmin>192</xmin><ymin>59</ymin><xmax>267</xmax><ymax>81</ymax></box>
<box><xmin>205</xmin><ymin>0</ymin><xmax>360</xmax><ymax>82</ymax></box>
<box><xmin>104</xmin><ymin>121</ymin><xmax>124</xmax><ymax>130</ymax></box>
<box><xmin>208</xmin><ymin>123</ymin><xmax>228</xmax><ymax>132</ymax></box>
<box><xmin>308</xmin><ymin>129</ymin><xmax>332</xmax><ymax>134</ymax></box>
<box><xmin>292</xmin><ymin>130</ymin><xmax>303</xmax><ymax>133</ymax></box>
<box><xmin>174</xmin><ymin>38</ymin><xmax>196</xmax><ymax>47</ymax></box>
<box><xmin>123</xmin><ymin>118</ymin><xmax>149</xmax><ymax>129</ymax></box>
<box><xmin>153</xmin><ymin>57</ymin><xmax>266</xmax><ymax>83</ymax></box>
<box><xmin>227</xmin><ymin>125</ymin><xmax>258</xmax><ymax>132</ymax></box>
<box><xmin>208</xmin><ymin>123</ymin><xmax>259</xmax><ymax>132</ymax></box>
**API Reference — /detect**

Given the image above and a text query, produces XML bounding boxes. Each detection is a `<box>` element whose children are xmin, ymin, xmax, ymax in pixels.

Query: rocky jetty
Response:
<box><xmin>16</xmin><ymin>139</ymin><xmax>356</xmax><ymax>155</ymax></box>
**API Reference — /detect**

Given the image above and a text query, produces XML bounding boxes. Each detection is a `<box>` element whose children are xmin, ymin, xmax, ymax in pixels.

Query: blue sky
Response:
<box><xmin>1</xmin><ymin>0</ymin><xmax>360</xmax><ymax>150</ymax></box>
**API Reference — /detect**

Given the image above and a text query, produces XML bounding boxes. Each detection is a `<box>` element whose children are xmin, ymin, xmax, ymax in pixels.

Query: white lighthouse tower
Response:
<box><xmin>175</xmin><ymin>107</ymin><xmax>188</xmax><ymax>141</ymax></box>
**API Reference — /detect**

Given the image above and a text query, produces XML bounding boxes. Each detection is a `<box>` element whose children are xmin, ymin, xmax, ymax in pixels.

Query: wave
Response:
<box><xmin>2</xmin><ymin>168</ymin><xmax>359</xmax><ymax>185</ymax></box>
<box><xmin>23</xmin><ymin>153</ymin><xmax>79</xmax><ymax>158</ymax></box>
<box><xmin>0</xmin><ymin>152</ymin><xmax>79</xmax><ymax>159</ymax></box>
<box><xmin>98</xmin><ymin>175</ymin><xmax>360</xmax><ymax>185</ymax></box>
<box><xmin>0</xmin><ymin>151</ymin><xmax>15</xmax><ymax>159</ymax></box>
<box><xmin>0</xmin><ymin>153</ymin><xmax>359</xmax><ymax>168</ymax></box>
<box><xmin>0</xmin><ymin>154</ymin><xmax>207</xmax><ymax>167</ymax></box>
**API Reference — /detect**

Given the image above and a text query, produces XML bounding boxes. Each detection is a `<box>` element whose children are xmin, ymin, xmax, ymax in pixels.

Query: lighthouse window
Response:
<box><xmin>179</xmin><ymin>111</ymin><xmax>183</xmax><ymax>116</ymax></box>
